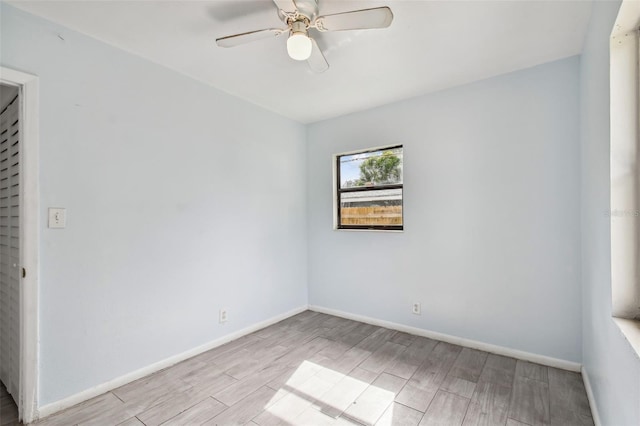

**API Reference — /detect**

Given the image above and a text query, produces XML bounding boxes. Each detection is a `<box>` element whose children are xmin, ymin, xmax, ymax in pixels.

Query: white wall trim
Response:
<box><xmin>309</xmin><ymin>305</ymin><xmax>582</xmax><ymax>372</ymax></box>
<box><xmin>36</xmin><ymin>305</ymin><xmax>307</xmax><ymax>420</ymax></box>
<box><xmin>581</xmin><ymin>366</ymin><xmax>601</xmax><ymax>426</ymax></box>
<box><xmin>0</xmin><ymin>66</ymin><xmax>40</xmax><ymax>425</ymax></box>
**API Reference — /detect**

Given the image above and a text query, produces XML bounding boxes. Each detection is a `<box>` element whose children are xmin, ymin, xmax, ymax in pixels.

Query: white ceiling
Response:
<box><xmin>8</xmin><ymin>0</ymin><xmax>593</xmax><ymax>123</ymax></box>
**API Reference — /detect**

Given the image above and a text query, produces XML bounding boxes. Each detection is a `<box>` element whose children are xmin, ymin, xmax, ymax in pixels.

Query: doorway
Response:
<box><xmin>0</xmin><ymin>68</ymin><xmax>39</xmax><ymax>424</ymax></box>
<box><xmin>0</xmin><ymin>83</ymin><xmax>21</xmax><ymax>423</ymax></box>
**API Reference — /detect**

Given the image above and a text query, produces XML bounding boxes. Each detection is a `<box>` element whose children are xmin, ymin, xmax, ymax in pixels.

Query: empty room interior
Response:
<box><xmin>0</xmin><ymin>0</ymin><xmax>639</xmax><ymax>425</ymax></box>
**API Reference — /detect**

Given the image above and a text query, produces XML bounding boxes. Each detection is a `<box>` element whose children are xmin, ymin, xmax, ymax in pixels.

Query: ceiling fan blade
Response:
<box><xmin>216</xmin><ymin>28</ymin><xmax>284</xmax><ymax>48</ymax></box>
<box><xmin>272</xmin><ymin>0</ymin><xmax>297</xmax><ymax>13</ymax></box>
<box><xmin>316</xmin><ymin>7</ymin><xmax>393</xmax><ymax>31</ymax></box>
<box><xmin>307</xmin><ymin>38</ymin><xmax>329</xmax><ymax>73</ymax></box>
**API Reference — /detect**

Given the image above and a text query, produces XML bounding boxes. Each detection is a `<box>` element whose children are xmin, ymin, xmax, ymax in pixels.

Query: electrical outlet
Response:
<box><xmin>412</xmin><ymin>302</ymin><xmax>421</xmax><ymax>315</ymax></box>
<box><xmin>219</xmin><ymin>309</ymin><xmax>228</xmax><ymax>324</ymax></box>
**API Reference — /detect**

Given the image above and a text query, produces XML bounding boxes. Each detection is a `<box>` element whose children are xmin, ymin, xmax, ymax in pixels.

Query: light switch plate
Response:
<box><xmin>48</xmin><ymin>208</ymin><xmax>66</xmax><ymax>228</ymax></box>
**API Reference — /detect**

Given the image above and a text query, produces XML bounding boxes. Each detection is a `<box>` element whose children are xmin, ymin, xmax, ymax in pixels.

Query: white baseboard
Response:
<box><xmin>308</xmin><ymin>305</ymin><xmax>582</xmax><ymax>372</ymax></box>
<box><xmin>581</xmin><ymin>366</ymin><xmax>601</xmax><ymax>426</ymax></box>
<box><xmin>36</xmin><ymin>305</ymin><xmax>308</xmax><ymax>421</ymax></box>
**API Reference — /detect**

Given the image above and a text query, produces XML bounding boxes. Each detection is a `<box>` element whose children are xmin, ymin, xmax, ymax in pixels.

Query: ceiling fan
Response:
<box><xmin>215</xmin><ymin>0</ymin><xmax>394</xmax><ymax>73</ymax></box>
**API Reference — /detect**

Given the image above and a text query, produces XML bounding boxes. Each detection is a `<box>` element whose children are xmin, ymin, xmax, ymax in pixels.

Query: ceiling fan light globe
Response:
<box><xmin>287</xmin><ymin>33</ymin><xmax>312</xmax><ymax>61</ymax></box>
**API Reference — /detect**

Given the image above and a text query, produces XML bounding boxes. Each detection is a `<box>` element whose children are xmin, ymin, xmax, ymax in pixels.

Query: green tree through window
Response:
<box><xmin>357</xmin><ymin>150</ymin><xmax>401</xmax><ymax>186</ymax></box>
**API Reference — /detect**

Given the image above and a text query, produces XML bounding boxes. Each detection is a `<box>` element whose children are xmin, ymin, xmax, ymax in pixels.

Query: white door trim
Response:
<box><xmin>0</xmin><ymin>67</ymin><xmax>40</xmax><ymax>424</ymax></box>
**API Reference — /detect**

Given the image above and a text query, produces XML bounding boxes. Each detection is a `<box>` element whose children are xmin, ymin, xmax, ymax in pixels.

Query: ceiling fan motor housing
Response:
<box><xmin>292</xmin><ymin>0</ymin><xmax>319</xmax><ymax>21</ymax></box>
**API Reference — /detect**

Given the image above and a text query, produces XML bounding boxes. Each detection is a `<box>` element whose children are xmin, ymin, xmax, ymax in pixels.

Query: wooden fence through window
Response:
<box><xmin>340</xmin><ymin>206</ymin><xmax>402</xmax><ymax>225</ymax></box>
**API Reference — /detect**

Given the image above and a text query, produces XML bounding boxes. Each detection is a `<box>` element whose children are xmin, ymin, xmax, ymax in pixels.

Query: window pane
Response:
<box><xmin>340</xmin><ymin>188</ymin><xmax>403</xmax><ymax>226</ymax></box>
<box><xmin>339</xmin><ymin>147</ymin><xmax>403</xmax><ymax>189</ymax></box>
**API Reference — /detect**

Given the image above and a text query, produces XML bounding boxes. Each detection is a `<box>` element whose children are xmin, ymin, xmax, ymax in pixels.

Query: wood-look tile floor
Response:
<box><xmin>1</xmin><ymin>381</ymin><xmax>21</xmax><ymax>426</ymax></box>
<box><xmin>20</xmin><ymin>311</ymin><xmax>593</xmax><ymax>425</ymax></box>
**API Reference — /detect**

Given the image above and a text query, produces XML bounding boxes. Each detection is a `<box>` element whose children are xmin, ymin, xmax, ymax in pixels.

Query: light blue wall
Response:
<box><xmin>307</xmin><ymin>57</ymin><xmax>582</xmax><ymax>362</ymax></box>
<box><xmin>580</xmin><ymin>1</ymin><xmax>640</xmax><ymax>424</ymax></box>
<box><xmin>0</xmin><ymin>4</ymin><xmax>308</xmax><ymax>405</ymax></box>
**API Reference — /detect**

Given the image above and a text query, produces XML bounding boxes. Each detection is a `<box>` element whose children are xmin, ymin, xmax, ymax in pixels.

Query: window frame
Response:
<box><xmin>334</xmin><ymin>144</ymin><xmax>404</xmax><ymax>232</ymax></box>
<box><xmin>609</xmin><ymin>1</ymin><xmax>640</xmax><ymax>358</ymax></box>
<box><xmin>610</xmin><ymin>18</ymin><xmax>640</xmax><ymax>320</ymax></box>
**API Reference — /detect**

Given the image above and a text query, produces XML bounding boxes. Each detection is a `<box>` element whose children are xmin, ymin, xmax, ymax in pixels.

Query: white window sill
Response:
<box><xmin>613</xmin><ymin>317</ymin><xmax>640</xmax><ymax>360</ymax></box>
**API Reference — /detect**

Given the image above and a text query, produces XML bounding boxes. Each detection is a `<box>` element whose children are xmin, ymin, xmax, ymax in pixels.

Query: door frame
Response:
<box><xmin>1</xmin><ymin>67</ymin><xmax>40</xmax><ymax>423</ymax></box>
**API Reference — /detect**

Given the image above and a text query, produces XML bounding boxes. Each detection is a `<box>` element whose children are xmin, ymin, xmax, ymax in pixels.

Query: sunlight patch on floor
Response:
<box><xmin>262</xmin><ymin>360</ymin><xmax>396</xmax><ymax>425</ymax></box>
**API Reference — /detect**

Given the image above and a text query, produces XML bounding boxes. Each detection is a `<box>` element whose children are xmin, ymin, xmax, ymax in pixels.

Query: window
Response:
<box><xmin>610</xmin><ymin>13</ymin><xmax>639</xmax><ymax>321</ymax></box>
<box><xmin>610</xmin><ymin>0</ymin><xmax>640</xmax><ymax>357</ymax></box>
<box><xmin>335</xmin><ymin>145</ymin><xmax>403</xmax><ymax>231</ymax></box>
